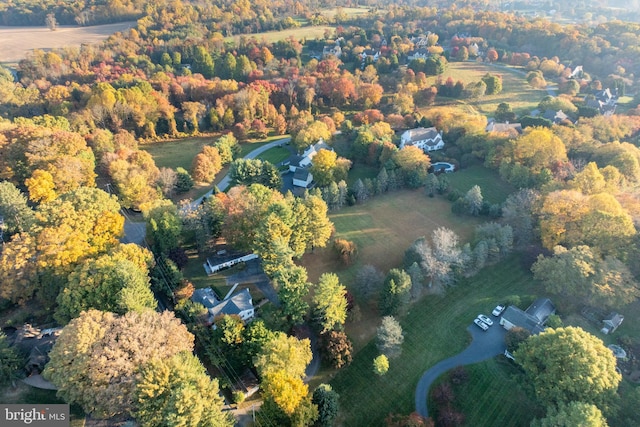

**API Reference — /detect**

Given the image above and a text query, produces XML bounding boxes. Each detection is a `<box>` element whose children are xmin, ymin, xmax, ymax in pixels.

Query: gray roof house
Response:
<box><xmin>500</xmin><ymin>298</ymin><xmax>556</xmax><ymax>334</ymax></box>
<box><xmin>400</xmin><ymin>127</ymin><xmax>444</xmax><ymax>152</ymax></box>
<box><xmin>191</xmin><ymin>288</ymin><xmax>219</xmax><ymax>309</ymax></box>
<box><xmin>601</xmin><ymin>312</ymin><xmax>624</xmax><ymax>335</ymax></box>
<box><xmin>209</xmin><ymin>288</ymin><xmax>255</xmax><ymax>322</ymax></box>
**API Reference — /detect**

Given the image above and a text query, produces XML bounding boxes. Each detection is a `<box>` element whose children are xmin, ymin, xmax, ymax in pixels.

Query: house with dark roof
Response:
<box><xmin>500</xmin><ymin>298</ymin><xmax>556</xmax><ymax>334</ymax></box>
<box><xmin>408</xmin><ymin>48</ymin><xmax>431</xmax><ymax>61</ymax></box>
<box><xmin>209</xmin><ymin>288</ymin><xmax>255</xmax><ymax>323</ymax></box>
<box><xmin>486</xmin><ymin>121</ymin><xmax>522</xmax><ymax>136</ymax></box>
<box><xmin>191</xmin><ymin>288</ymin><xmax>219</xmax><ymax>309</ymax></box>
<box><xmin>288</xmin><ymin>139</ymin><xmax>333</xmax><ymax>188</ymax></box>
<box><xmin>400</xmin><ymin>127</ymin><xmax>444</xmax><ymax>152</ymax></box>
<box><xmin>601</xmin><ymin>312</ymin><xmax>624</xmax><ymax>335</ymax></box>
<box><xmin>542</xmin><ymin>109</ymin><xmax>571</xmax><ymax>124</ymax></box>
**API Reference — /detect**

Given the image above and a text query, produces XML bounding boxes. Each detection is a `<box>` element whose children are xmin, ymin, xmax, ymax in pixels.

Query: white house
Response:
<box><xmin>293</xmin><ymin>169</ymin><xmax>313</xmax><ymax>188</ymax></box>
<box><xmin>400</xmin><ymin>127</ymin><xmax>445</xmax><ymax>152</ymax></box>
<box><xmin>209</xmin><ymin>288</ymin><xmax>255</xmax><ymax>323</ymax></box>
<box><xmin>289</xmin><ymin>139</ymin><xmax>334</xmax><ymax>188</ymax></box>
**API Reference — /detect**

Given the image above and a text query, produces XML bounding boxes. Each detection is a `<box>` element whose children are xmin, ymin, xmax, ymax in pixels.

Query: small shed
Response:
<box><xmin>601</xmin><ymin>312</ymin><xmax>624</xmax><ymax>335</ymax></box>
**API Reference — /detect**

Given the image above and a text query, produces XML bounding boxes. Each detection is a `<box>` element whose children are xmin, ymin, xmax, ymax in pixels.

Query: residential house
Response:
<box><xmin>586</xmin><ymin>88</ymin><xmax>618</xmax><ymax>116</ymax></box>
<box><xmin>410</xmin><ymin>33</ymin><xmax>432</xmax><ymax>48</ymax></box>
<box><xmin>209</xmin><ymin>288</ymin><xmax>255</xmax><ymax>323</ymax></box>
<box><xmin>322</xmin><ymin>45</ymin><xmax>342</xmax><ymax>58</ymax></box>
<box><xmin>289</xmin><ymin>139</ymin><xmax>334</xmax><ymax>188</ymax></box>
<box><xmin>293</xmin><ymin>169</ymin><xmax>313</xmax><ymax>188</ymax></box>
<box><xmin>569</xmin><ymin>65</ymin><xmax>583</xmax><ymax>79</ymax></box>
<box><xmin>486</xmin><ymin>121</ymin><xmax>522</xmax><ymax>136</ymax></box>
<box><xmin>191</xmin><ymin>285</ymin><xmax>255</xmax><ymax>324</ymax></box>
<box><xmin>601</xmin><ymin>312</ymin><xmax>624</xmax><ymax>334</ymax></box>
<box><xmin>500</xmin><ymin>298</ymin><xmax>556</xmax><ymax>334</ymax></box>
<box><xmin>407</xmin><ymin>48</ymin><xmax>430</xmax><ymax>61</ymax></box>
<box><xmin>542</xmin><ymin>109</ymin><xmax>571</xmax><ymax>124</ymax></box>
<box><xmin>191</xmin><ymin>288</ymin><xmax>219</xmax><ymax>309</ymax></box>
<box><xmin>400</xmin><ymin>127</ymin><xmax>445</xmax><ymax>152</ymax></box>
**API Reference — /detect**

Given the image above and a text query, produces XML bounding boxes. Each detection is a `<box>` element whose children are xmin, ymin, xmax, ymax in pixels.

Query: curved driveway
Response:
<box><xmin>415</xmin><ymin>322</ymin><xmax>507</xmax><ymax>417</ymax></box>
<box><xmin>191</xmin><ymin>137</ymin><xmax>291</xmax><ymax>207</ymax></box>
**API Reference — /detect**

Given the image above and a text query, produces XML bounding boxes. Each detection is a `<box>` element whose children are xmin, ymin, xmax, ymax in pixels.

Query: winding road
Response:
<box><xmin>415</xmin><ymin>321</ymin><xmax>507</xmax><ymax>418</ymax></box>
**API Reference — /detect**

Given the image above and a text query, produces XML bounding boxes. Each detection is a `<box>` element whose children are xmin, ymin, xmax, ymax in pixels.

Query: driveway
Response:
<box><xmin>191</xmin><ymin>137</ymin><xmax>291</xmax><ymax>207</ymax></box>
<box><xmin>415</xmin><ymin>322</ymin><xmax>507</xmax><ymax>418</ymax></box>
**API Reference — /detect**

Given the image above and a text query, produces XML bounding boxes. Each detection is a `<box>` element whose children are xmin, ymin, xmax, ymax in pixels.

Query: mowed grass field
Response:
<box><xmin>429</xmin><ymin>359</ymin><xmax>543</xmax><ymax>426</ymax></box>
<box><xmin>330</xmin><ymin>256</ymin><xmax>541</xmax><ymax>426</ymax></box>
<box><xmin>0</xmin><ymin>22</ymin><xmax>135</xmax><ymax>64</ymax></box>
<box><xmin>299</xmin><ymin>189</ymin><xmax>483</xmax><ymax>285</ymax></box>
<box><xmin>141</xmin><ymin>137</ymin><xmax>214</xmax><ymax>170</ymax></box>
<box><xmin>225</xmin><ymin>25</ymin><xmax>334</xmax><ymax>44</ymax></box>
<box><xmin>429</xmin><ymin>62</ymin><xmax>549</xmax><ymax>116</ymax></box>
<box><xmin>447</xmin><ymin>165</ymin><xmax>516</xmax><ymax>204</ymax></box>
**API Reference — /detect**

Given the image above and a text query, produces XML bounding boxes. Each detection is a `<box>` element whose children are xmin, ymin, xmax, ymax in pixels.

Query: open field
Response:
<box><xmin>320</xmin><ymin>7</ymin><xmax>373</xmax><ymax>19</ymax></box>
<box><xmin>330</xmin><ymin>256</ymin><xmax>541</xmax><ymax>426</ymax></box>
<box><xmin>141</xmin><ymin>137</ymin><xmax>214</xmax><ymax>171</ymax></box>
<box><xmin>447</xmin><ymin>165</ymin><xmax>516</xmax><ymax>204</ymax></box>
<box><xmin>427</xmin><ymin>62</ymin><xmax>549</xmax><ymax>117</ymax></box>
<box><xmin>429</xmin><ymin>359</ymin><xmax>543</xmax><ymax>426</ymax></box>
<box><xmin>225</xmin><ymin>25</ymin><xmax>334</xmax><ymax>44</ymax></box>
<box><xmin>299</xmin><ymin>189</ymin><xmax>483</xmax><ymax>285</ymax></box>
<box><xmin>0</xmin><ymin>22</ymin><xmax>135</xmax><ymax>64</ymax></box>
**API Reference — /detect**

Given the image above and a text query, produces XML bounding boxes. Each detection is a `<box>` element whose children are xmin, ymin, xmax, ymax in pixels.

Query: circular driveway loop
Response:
<box><xmin>415</xmin><ymin>322</ymin><xmax>507</xmax><ymax>417</ymax></box>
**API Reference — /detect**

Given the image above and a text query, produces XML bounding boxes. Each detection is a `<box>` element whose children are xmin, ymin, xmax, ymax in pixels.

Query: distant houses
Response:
<box><xmin>399</xmin><ymin>127</ymin><xmax>445</xmax><ymax>152</ymax></box>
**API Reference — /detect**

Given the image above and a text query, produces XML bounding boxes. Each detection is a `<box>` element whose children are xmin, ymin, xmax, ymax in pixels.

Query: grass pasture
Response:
<box><xmin>141</xmin><ymin>137</ymin><xmax>213</xmax><ymax>170</ymax></box>
<box><xmin>0</xmin><ymin>22</ymin><xmax>135</xmax><ymax>64</ymax></box>
<box><xmin>331</xmin><ymin>256</ymin><xmax>540</xmax><ymax>426</ymax></box>
<box><xmin>225</xmin><ymin>25</ymin><xmax>334</xmax><ymax>44</ymax></box>
<box><xmin>447</xmin><ymin>165</ymin><xmax>516</xmax><ymax>204</ymax></box>
<box><xmin>428</xmin><ymin>62</ymin><xmax>549</xmax><ymax>116</ymax></box>
<box><xmin>299</xmin><ymin>189</ymin><xmax>482</xmax><ymax>285</ymax></box>
<box><xmin>429</xmin><ymin>359</ymin><xmax>543</xmax><ymax>426</ymax></box>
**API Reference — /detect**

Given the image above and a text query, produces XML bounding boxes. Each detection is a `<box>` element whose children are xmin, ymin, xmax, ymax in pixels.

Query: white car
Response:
<box><xmin>477</xmin><ymin>314</ymin><xmax>493</xmax><ymax>326</ymax></box>
<box><xmin>473</xmin><ymin>318</ymin><xmax>489</xmax><ymax>331</ymax></box>
<box><xmin>492</xmin><ymin>305</ymin><xmax>506</xmax><ymax>317</ymax></box>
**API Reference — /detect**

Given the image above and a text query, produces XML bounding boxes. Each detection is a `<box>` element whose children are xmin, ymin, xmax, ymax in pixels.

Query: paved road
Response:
<box><xmin>415</xmin><ymin>321</ymin><xmax>507</xmax><ymax>418</ymax></box>
<box><xmin>191</xmin><ymin>137</ymin><xmax>291</xmax><ymax>207</ymax></box>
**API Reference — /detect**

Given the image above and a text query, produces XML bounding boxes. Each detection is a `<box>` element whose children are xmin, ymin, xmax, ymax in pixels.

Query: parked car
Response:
<box><xmin>492</xmin><ymin>304</ymin><xmax>506</xmax><ymax>317</ymax></box>
<box><xmin>477</xmin><ymin>314</ymin><xmax>493</xmax><ymax>326</ymax></box>
<box><xmin>473</xmin><ymin>318</ymin><xmax>489</xmax><ymax>331</ymax></box>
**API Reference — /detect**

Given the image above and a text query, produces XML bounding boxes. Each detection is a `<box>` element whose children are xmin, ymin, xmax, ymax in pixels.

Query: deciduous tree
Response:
<box><xmin>514</xmin><ymin>327</ymin><xmax>621</xmax><ymax>409</ymax></box>
<box><xmin>44</xmin><ymin>310</ymin><xmax>194</xmax><ymax>418</ymax></box>
<box><xmin>377</xmin><ymin>316</ymin><xmax>404</xmax><ymax>358</ymax></box>
<box><xmin>135</xmin><ymin>352</ymin><xmax>234</xmax><ymax>427</ymax></box>
<box><xmin>313</xmin><ymin>273</ymin><xmax>347</xmax><ymax>333</ymax></box>
<box><xmin>531</xmin><ymin>402</ymin><xmax>608</xmax><ymax>427</ymax></box>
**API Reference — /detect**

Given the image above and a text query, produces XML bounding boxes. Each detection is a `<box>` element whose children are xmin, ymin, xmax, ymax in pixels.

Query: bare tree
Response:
<box><xmin>45</xmin><ymin>13</ymin><xmax>57</xmax><ymax>31</ymax></box>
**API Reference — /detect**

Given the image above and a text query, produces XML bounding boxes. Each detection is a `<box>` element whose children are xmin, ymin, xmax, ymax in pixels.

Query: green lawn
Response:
<box><xmin>299</xmin><ymin>189</ymin><xmax>483</xmax><ymax>285</ymax></box>
<box><xmin>447</xmin><ymin>165</ymin><xmax>516</xmax><ymax>204</ymax></box>
<box><xmin>225</xmin><ymin>25</ymin><xmax>334</xmax><ymax>44</ymax></box>
<box><xmin>429</xmin><ymin>359</ymin><xmax>543</xmax><ymax>426</ymax></box>
<box><xmin>256</xmin><ymin>146</ymin><xmax>290</xmax><ymax>165</ymax></box>
<box><xmin>346</xmin><ymin>163</ymin><xmax>379</xmax><ymax>186</ymax></box>
<box><xmin>141</xmin><ymin>137</ymin><xmax>213</xmax><ymax>170</ymax></box>
<box><xmin>429</xmin><ymin>62</ymin><xmax>549</xmax><ymax>116</ymax></box>
<box><xmin>330</xmin><ymin>256</ymin><xmax>541</xmax><ymax>426</ymax></box>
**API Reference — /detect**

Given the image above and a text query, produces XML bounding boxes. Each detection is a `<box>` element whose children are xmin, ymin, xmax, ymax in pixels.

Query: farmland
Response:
<box><xmin>0</xmin><ymin>22</ymin><xmax>135</xmax><ymax>64</ymax></box>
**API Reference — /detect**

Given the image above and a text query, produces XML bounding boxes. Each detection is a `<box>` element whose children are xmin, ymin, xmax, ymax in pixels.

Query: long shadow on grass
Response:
<box><xmin>415</xmin><ymin>323</ymin><xmax>506</xmax><ymax>417</ymax></box>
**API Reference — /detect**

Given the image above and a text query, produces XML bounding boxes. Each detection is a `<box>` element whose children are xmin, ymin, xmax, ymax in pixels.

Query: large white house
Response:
<box><xmin>399</xmin><ymin>127</ymin><xmax>445</xmax><ymax>152</ymax></box>
<box><xmin>289</xmin><ymin>139</ymin><xmax>334</xmax><ymax>188</ymax></box>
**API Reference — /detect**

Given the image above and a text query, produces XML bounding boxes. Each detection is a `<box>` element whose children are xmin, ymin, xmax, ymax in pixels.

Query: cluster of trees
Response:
<box><xmin>43</xmin><ymin>309</ymin><xmax>234</xmax><ymax>426</ymax></box>
<box><xmin>514</xmin><ymin>327</ymin><xmax>621</xmax><ymax>426</ymax></box>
